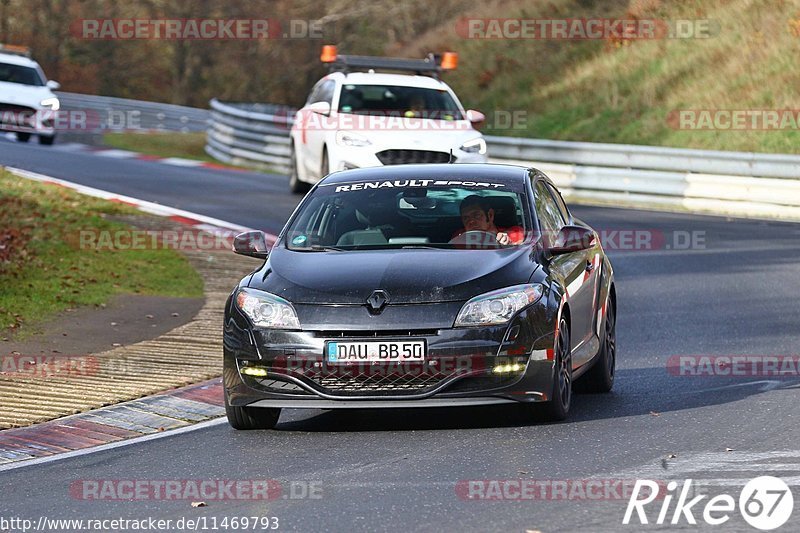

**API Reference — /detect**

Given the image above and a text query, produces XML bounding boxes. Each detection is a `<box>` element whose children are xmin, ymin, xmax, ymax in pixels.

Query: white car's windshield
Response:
<box><xmin>0</xmin><ymin>62</ymin><xmax>44</xmax><ymax>86</ymax></box>
<box><xmin>286</xmin><ymin>180</ymin><xmax>529</xmax><ymax>251</ymax></box>
<box><xmin>338</xmin><ymin>85</ymin><xmax>463</xmax><ymax>120</ymax></box>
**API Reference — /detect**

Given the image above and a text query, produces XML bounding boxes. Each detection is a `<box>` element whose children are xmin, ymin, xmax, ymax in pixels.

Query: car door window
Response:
<box><xmin>316</xmin><ymin>80</ymin><xmax>335</xmax><ymax>105</ymax></box>
<box><xmin>534</xmin><ymin>180</ymin><xmax>565</xmax><ymax>246</ymax></box>
<box><xmin>305</xmin><ymin>82</ymin><xmax>324</xmax><ymax>106</ymax></box>
<box><xmin>546</xmin><ymin>183</ymin><xmax>571</xmax><ymax>225</ymax></box>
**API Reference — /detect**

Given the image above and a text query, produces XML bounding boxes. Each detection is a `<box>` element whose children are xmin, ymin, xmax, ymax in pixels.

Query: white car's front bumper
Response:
<box><xmin>0</xmin><ymin>105</ymin><xmax>56</xmax><ymax>136</ymax></box>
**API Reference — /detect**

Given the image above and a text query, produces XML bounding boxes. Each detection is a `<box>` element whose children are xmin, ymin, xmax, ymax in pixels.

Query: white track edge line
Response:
<box><xmin>0</xmin><ymin>165</ymin><xmax>283</xmax><ymax>471</ymax></box>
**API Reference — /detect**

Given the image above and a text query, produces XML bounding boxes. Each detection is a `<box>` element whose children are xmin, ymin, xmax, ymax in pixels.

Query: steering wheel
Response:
<box><xmin>448</xmin><ymin>230</ymin><xmax>501</xmax><ymax>248</ymax></box>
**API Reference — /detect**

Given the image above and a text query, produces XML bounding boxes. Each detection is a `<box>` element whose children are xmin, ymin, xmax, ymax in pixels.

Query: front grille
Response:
<box><xmin>0</xmin><ymin>104</ymin><xmax>36</xmax><ymax>127</ymax></box>
<box><xmin>0</xmin><ymin>103</ymin><xmax>35</xmax><ymax>113</ymax></box>
<box><xmin>376</xmin><ymin>149</ymin><xmax>452</xmax><ymax>165</ymax></box>
<box><xmin>309</xmin><ymin>368</ymin><xmax>449</xmax><ymax>394</ymax></box>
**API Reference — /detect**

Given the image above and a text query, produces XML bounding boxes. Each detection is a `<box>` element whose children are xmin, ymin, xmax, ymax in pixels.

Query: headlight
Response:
<box><xmin>336</xmin><ymin>130</ymin><xmax>372</xmax><ymax>147</ymax></box>
<box><xmin>455</xmin><ymin>284</ymin><xmax>543</xmax><ymax>327</ymax></box>
<box><xmin>235</xmin><ymin>288</ymin><xmax>300</xmax><ymax>329</ymax></box>
<box><xmin>459</xmin><ymin>137</ymin><xmax>487</xmax><ymax>155</ymax></box>
<box><xmin>40</xmin><ymin>98</ymin><xmax>60</xmax><ymax>111</ymax></box>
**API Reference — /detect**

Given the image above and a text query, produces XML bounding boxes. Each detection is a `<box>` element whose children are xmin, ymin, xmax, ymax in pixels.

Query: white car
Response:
<box><xmin>0</xmin><ymin>45</ymin><xmax>61</xmax><ymax>145</ymax></box>
<box><xmin>289</xmin><ymin>48</ymin><xmax>488</xmax><ymax>193</ymax></box>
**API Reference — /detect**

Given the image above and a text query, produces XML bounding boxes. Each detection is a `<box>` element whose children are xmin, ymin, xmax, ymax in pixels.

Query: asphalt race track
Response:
<box><xmin>1</xmin><ymin>137</ymin><xmax>799</xmax><ymax>532</ymax></box>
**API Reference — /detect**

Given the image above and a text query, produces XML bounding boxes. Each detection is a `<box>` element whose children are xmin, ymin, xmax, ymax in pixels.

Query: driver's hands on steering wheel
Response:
<box><xmin>496</xmin><ymin>232</ymin><xmax>510</xmax><ymax>245</ymax></box>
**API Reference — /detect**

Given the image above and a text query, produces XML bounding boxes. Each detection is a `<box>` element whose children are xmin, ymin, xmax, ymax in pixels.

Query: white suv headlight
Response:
<box><xmin>235</xmin><ymin>288</ymin><xmax>300</xmax><ymax>329</ymax></box>
<box><xmin>455</xmin><ymin>284</ymin><xmax>543</xmax><ymax>327</ymax></box>
<box><xmin>459</xmin><ymin>137</ymin><xmax>486</xmax><ymax>154</ymax></box>
<box><xmin>336</xmin><ymin>131</ymin><xmax>372</xmax><ymax>147</ymax></box>
<box><xmin>40</xmin><ymin>98</ymin><xmax>60</xmax><ymax>111</ymax></box>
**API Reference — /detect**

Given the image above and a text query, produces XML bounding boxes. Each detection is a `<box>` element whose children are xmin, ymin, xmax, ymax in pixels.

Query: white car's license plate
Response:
<box><xmin>326</xmin><ymin>340</ymin><xmax>425</xmax><ymax>363</ymax></box>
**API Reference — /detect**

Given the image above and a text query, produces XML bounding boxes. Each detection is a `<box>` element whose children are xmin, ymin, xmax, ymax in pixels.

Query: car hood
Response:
<box><xmin>250</xmin><ymin>246</ymin><xmax>538</xmax><ymax>305</ymax></box>
<box><xmin>0</xmin><ymin>82</ymin><xmax>54</xmax><ymax>108</ymax></box>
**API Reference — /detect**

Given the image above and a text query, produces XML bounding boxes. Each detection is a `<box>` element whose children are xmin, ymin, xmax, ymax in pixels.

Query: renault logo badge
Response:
<box><xmin>366</xmin><ymin>290</ymin><xmax>389</xmax><ymax>314</ymax></box>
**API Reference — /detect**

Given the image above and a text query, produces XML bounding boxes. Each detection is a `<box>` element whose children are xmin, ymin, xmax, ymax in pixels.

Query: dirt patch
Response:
<box><xmin>1</xmin><ymin>293</ymin><xmax>204</xmax><ymax>356</ymax></box>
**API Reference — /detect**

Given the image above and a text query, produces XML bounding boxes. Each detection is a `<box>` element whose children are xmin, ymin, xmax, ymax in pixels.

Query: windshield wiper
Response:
<box><xmin>307</xmin><ymin>245</ymin><xmax>346</xmax><ymax>252</ymax></box>
<box><xmin>400</xmin><ymin>245</ymin><xmax>447</xmax><ymax>250</ymax></box>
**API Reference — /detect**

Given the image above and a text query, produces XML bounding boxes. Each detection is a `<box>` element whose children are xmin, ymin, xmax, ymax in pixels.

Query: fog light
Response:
<box><xmin>492</xmin><ymin>362</ymin><xmax>524</xmax><ymax>374</ymax></box>
<box><xmin>241</xmin><ymin>366</ymin><xmax>268</xmax><ymax>377</ymax></box>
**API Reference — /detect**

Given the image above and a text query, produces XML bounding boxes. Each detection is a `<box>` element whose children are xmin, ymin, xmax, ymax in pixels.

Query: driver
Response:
<box><xmin>457</xmin><ymin>195</ymin><xmax>524</xmax><ymax>245</ymax></box>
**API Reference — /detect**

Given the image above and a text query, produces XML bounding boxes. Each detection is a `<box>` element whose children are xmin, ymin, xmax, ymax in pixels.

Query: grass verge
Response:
<box><xmin>404</xmin><ymin>0</ymin><xmax>800</xmax><ymax>154</ymax></box>
<box><xmin>0</xmin><ymin>169</ymin><xmax>204</xmax><ymax>337</ymax></box>
<box><xmin>102</xmin><ymin>132</ymin><xmax>216</xmax><ymax>162</ymax></box>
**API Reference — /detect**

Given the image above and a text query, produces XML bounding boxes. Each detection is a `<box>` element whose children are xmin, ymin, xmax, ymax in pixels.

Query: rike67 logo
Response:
<box><xmin>623</xmin><ymin>476</ymin><xmax>793</xmax><ymax>530</ymax></box>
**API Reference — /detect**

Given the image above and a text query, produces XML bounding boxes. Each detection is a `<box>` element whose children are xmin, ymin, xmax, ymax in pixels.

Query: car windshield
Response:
<box><xmin>0</xmin><ymin>62</ymin><xmax>44</xmax><ymax>86</ymax></box>
<box><xmin>285</xmin><ymin>179</ymin><xmax>530</xmax><ymax>251</ymax></box>
<box><xmin>338</xmin><ymin>85</ymin><xmax>463</xmax><ymax>120</ymax></box>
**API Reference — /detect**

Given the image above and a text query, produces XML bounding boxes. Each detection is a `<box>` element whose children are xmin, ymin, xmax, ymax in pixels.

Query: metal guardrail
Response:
<box><xmin>205</xmin><ymin>99</ymin><xmax>294</xmax><ymax>173</ymax></box>
<box><xmin>57</xmin><ymin>92</ymin><xmax>210</xmax><ymax>133</ymax></box>
<box><xmin>485</xmin><ymin>136</ymin><xmax>800</xmax><ymax>180</ymax></box>
<box><xmin>205</xmin><ymin>99</ymin><xmax>800</xmax><ymax>220</ymax></box>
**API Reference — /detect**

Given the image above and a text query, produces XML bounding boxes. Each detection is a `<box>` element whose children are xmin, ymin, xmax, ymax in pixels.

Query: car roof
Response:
<box><xmin>0</xmin><ymin>52</ymin><xmax>39</xmax><ymax>68</ymax></box>
<box><xmin>325</xmin><ymin>71</ymin><xmax>450</xmax><ymax>90</ymax></box>
<box><xmin>319</xmin><ymin>163</ymin><xmax>533</xmax><ymax>187</ymax></box>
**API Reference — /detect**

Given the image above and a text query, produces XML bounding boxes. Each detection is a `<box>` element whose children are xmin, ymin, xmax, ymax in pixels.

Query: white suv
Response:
<box><xmin>289</xmin><ymin>48</ymin><xmax>487</xmax><ymax>193</ymax></box>
<box><xmin>0</xmin><ymin>46</ymin><xmax>61</xmax><ymax>145</ymax></box>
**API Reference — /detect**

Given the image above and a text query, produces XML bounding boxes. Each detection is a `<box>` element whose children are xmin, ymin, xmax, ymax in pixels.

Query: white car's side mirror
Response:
<box><xmin>466</xmin><ymin>109</ymin><xmax>485</xmax><ymax>125</ymax></box>
<box><xmin>307</xmin><ymin>101</ymin><xmax>331</xmax><ymax>115</ymax></box>
<box><xmin>46</xmin><ymin>80</ymin><xmax>61</xmax><ymax>90</ymax></box>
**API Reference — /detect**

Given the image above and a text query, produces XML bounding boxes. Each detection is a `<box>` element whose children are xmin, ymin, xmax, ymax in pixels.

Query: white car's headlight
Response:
<box><xmin>336</xmin><ymin>130</ymin><xmax>372</xmax><ymax>147</ymax></box>
<box><xmin>235</xmin><ymin>288</ymin><xmax>300</xmax><ymax>329</ymax></box>
<box><xmin>459</xmin><ymin>137</ymin><xmax>487</xmax><ymax>155</ymax></box>
<box><xmin>455</xmin><ymin>284</ymin><xmax>543</xmax><ymax>327</ymax></box>
<box><xmin>40</xmin><ymin>98</ymin><xmax>60</xmax><ymax>111</ymax></box>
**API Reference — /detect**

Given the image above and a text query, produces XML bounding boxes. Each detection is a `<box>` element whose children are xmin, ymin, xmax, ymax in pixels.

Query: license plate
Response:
<box><xmin>326</xmin><ymin>340</ymin><xmax>426</xmax><ymax>363</ymax></box>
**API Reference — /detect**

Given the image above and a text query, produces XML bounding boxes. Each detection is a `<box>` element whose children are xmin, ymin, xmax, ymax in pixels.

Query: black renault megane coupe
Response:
<box><xmin>223</xmin><ymin>164</ymin><xmax>616</xmax><ymax>429</ymax></box>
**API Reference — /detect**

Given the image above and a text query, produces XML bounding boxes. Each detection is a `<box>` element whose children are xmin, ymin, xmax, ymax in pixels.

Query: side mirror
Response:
<box><xmin>548</xmin><ymin>226</ymin><xmax>596</xmax><ymax>256</ymax></box>
<box><xmin>46</xmin><ymin>80</ymin><xmax>61</xmax><ymax>91</ymax></box>
<box><xmin>307</xmin><ymin>101</ymin><xmax>331</xmax><ymax>115</ymax></box>
<box><xmin>466</xmin><ymin>109</ymin><xmax>485</xmax><ymax>128</ymax></box>
<box><xmin>233</xmin><ymin>231</ymin><xmax>270</xmax><ymax>259</ymax></box>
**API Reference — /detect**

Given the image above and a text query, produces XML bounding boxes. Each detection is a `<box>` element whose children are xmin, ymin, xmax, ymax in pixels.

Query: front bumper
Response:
<box><xmin>0</xmin><ymin>104</ymin><xmax>56</xmax><ymax>136</ymax></box>
<box><xmin>224</xmin><ymin>300</ymin><xmax>557</xmax><ymax>409</ymax></box>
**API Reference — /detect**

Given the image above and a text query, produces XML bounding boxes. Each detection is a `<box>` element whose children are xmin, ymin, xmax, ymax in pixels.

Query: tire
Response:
<box><xmin>531</xmin><ymin>316</ymin><xmax>572</xmax><ymax>422</ymax></box>
<box><xmin>289</xmin><ymin>143</ymin><xmax>310</xmax><ymax>194</ymax></box>
<box><xmin>16</xmin><ymin>132</ymin><xmax>31</xmax><ymax>143</ymax></box>
<box><xmin>39</xmin><ymin>135</ymin><xmax>55</xmax><ymax>146</ymax></box>
<box><xmin>576</xmin><ymin>296</ymin><xmax>616</xmax><ymax>393</ymax></box>
<box><xmin>225</xmin><ymin>391</ymin><xmax>281</xmax><ymax>430</ymax></box>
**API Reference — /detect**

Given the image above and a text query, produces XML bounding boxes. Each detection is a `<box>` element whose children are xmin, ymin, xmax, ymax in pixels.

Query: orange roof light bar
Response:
<box><xmin>440</xmin><ymin>52</ymin><xmax>458</xmax><ymax>70</ymax></box>
<box><xmin>320</xmin><ymin>45</ymin><xmax>337</xmax><ymax>63</ymax></box>
<box><xmin>0</xmin><ymin>43</ymin><xmax>31</xmax><ymax>57</ymax></box>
